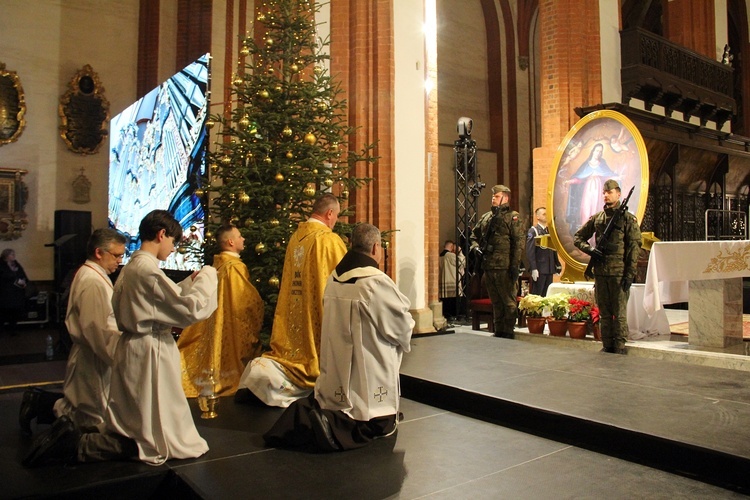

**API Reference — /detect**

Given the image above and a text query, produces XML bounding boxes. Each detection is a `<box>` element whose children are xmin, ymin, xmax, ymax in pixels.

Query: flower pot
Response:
<box><xmin>592</xmin><ymin>324</ymin><xmax>601</xmax><ymax>341</ymax></box>
<box><xmin>526</xmin><ymin>316</ymin><xmax>546</xmax><ymax>334</ymax></box>
<box><xmin>547</xmin><ymin>319</ymin><xmax>568</xmax><ymax>337</ymax></box>
<box><xmin>568</xmin><ymin>321</ymin><xmax>588</xmax><ymax>339</ymax></box>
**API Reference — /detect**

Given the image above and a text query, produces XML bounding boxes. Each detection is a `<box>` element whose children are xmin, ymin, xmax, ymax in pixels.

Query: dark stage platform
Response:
<box><xmin>2</xmin><ymin>333</ymin><xmax>749</xmax><ymax>498</ymax></box>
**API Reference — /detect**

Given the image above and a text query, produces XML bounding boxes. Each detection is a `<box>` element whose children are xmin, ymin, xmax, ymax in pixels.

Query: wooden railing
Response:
<box><xmin>620</xmin><ymin>28</ymin><xmax>735</xmax><ymax>128</ymax></box>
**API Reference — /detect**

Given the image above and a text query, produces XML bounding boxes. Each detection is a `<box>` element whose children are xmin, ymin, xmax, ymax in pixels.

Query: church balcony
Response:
<box><xmin>620</xmin><ymin>27</ymin><xmax>736</xmax><ymax>129</ymax></box>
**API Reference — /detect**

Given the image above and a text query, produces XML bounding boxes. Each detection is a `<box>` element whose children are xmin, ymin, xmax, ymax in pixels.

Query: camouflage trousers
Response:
<box><xmin>594</xmin><ymin>276</ymin><xmax>629</xmax><ymax>350</ymax></box>
<box><xmin>484</xmin><ymin>269</ymin><xmax>518</xmax><ymax>337</ymax></box>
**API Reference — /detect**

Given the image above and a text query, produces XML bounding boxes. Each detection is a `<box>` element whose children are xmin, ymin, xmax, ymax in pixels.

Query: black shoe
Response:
<box><xmin>600</xmin><ymin>347</ymin><xmax>615</xmax><ymax>353</ymax></box>
<box><xmin>22</xmin><ymin>416</ymin><xmax>80</xmax><ymax>467</ymax></box>
<box><xmin>19</xmin><ymin>388</ymin><xmax>42</xmax><ymax>436</ymax></box>
<box><xmin>309</xmin><ymin>409</ymin><xmax>340</xmax><ymax>452</ymax></box>
<box><xmin>493</xmin><ymin>332</ymin><xmax>514</xmax><ymax>339</ymax></box>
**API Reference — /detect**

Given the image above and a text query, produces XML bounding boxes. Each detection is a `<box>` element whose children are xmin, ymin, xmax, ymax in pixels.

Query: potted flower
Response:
<box><xmin>518</xmin><ymin>294</ymin><xmax>546</xmax><ymax>333</ymax></box>
<box><xmin>543</xmin><ymin>293</ymin><xmax>570</xmax><ymax>336</ymax></box>
<box><xmin>567</xmin><ymin>297</ymin><xmax>600</xmax><ymax>339</ymax></box>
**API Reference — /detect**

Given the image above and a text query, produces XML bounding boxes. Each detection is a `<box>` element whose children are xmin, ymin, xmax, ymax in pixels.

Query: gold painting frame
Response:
<box><xmin>0</xmin><ymin>62</ymin><xmax>27</xmax><ymax>146</ymax></box>
<box><xmin>547</xmin><ymin>110</ymin><xmax>649</xmax><ymax>280</ymax></box>
<box><xmin>0</xmin><ymin>169</ymin><xmax>29</xmax><ymax>240</ymax></box>
<box><xmin>59</xmin><ymin>65</ymin><xmax>110</xmax><ymax>155</ymax></box>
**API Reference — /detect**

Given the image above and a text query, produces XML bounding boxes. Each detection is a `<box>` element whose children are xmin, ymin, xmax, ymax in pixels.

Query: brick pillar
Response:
<box><xmin>330</xmin><ymin>0</ymin><xmax>396</xmax><ymax>276</ymax></box>
<box><xmin>532</xmin><ymin>0</ymin><xmax>602</xmax><ymax>212</ymax></box>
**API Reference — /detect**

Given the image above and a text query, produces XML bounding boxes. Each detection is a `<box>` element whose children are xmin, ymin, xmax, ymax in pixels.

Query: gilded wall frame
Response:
<box><xmin>0</xmin><ymin>62</ymin><xmax>27</xmax><ymax>146</ymax></box>
<box><xmin>59</xmin><ymin>65</ymin><xmax>110</xmax><ymax>155</ymax></box>
<box><xmin>547</xmin><ymin>110</ymin><xmax>649</xmax><ymax>279</ymax></box>
<box><xmin>0</xmin><ymin>169</ymin><xmax>29</xmax><ymax>240</ymax></box>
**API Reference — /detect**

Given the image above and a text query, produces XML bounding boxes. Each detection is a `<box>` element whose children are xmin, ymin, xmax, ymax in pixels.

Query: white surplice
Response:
<box><xmin>53</xmin><ymin>261</ymin><xmax>120</xmax><ymax>427</ymax></box>
<box><xmin>314</xmin><ymin>263</ymin><xmax>414</xmax><ymax>421</ymax></box>
<box><xmin>107</xmin><ymin>251</ymin><xmax>218</xmax><ymax>464</ymax></box>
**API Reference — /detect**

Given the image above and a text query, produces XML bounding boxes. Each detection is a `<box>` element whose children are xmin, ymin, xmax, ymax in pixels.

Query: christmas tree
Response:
<box><xmin>202</xmin><ymin>0</ymin><xmax>375</xmax><ymax>332</ymax></box>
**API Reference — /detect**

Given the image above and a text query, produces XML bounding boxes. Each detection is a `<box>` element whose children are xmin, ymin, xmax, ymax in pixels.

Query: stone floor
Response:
<box><xmin>2</xmin><ymin>315</ymin><xmax>750</xmax><ymax>497</ymax></box>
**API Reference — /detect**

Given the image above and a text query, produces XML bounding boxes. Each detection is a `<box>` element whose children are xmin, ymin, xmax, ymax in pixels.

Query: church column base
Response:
<box><xmin>410</xmin><ymin>307</ymin><xmax>437</xmax><ymax>334</ymax></box>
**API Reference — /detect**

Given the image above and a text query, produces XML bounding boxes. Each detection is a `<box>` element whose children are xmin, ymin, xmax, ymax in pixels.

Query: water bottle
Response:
<box><xmin>45</xmin><ymin>334</ymin><xmax>54</xmax><ymax>360</ymax></box>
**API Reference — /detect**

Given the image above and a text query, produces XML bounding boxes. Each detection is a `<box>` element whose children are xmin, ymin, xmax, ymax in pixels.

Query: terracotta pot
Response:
<box><xmin>568</xmin><ymin>321</ymin><xmax>588</xmax><ymax>339</ymax></box>
<box><xmin>547</xmin><ymin>319</ymin><xmax>568</xmax><ymax>337</ymax></box>
<box><xmin>592</xmin><ymin>324</ymin><xmax>601</xmax><ymax>341</ymax></box>
<box><xmin>526</xmin><ymin>316</ymin><xmax>546</xmax><ymax>334</ymax></box>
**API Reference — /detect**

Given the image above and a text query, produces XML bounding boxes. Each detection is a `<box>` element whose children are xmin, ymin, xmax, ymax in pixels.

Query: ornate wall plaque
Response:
<box><xmin>59</xmin><ymin>65</ymin><xmax>110</xmax><ymax>154</ymax></box>
<box><xmin>0</xmin><ymin>168</ymin><xmax>29</xmax><ymax>240</ymax></box>
<box><xmin>0</xmin><ymin>62</ymin><xmax>26</xmax><ymax>146</ymax></box>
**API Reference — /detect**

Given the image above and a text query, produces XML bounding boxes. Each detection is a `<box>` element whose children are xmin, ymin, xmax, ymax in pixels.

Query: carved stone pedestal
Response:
<box><xmin>689</xmin><ymin>278</ymin><xmax>744</xmax><ymax>351</ymax></box>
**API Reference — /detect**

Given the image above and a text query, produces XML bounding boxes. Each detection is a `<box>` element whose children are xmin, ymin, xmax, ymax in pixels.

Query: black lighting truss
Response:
<box><xmin>454</xmin><ymin>134</ymin><xmax>484</xmax><ymax>318</ymax></box>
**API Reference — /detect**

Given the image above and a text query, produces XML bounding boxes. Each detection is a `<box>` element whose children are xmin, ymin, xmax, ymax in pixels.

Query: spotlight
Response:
<box><xmin>457</xmin><ymin>117</ymin><xmax>473</xmax><ymax>139</ymax></box>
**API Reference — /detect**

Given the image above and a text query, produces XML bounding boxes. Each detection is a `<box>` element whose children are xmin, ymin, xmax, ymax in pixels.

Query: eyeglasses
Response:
<box><xmin>104</xmin><ymin>250</ymin><xmax>125</xmax><ymax>260</ymax></box>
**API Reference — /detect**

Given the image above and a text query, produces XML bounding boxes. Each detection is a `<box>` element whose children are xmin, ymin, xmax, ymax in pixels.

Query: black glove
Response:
<box><xmin>621</xmin><ymin>276</ymin><xmax>633</xmax><ymax>292</ymax></box>
<box><xmin>509</xmin><ymin>266</ymin><xmax>520</xmax><ymax>282</ymax></box>
<box><xmin>471</xmin><ymin>246</ymin><xmax>483</xmax><ymax>258</ymax></box>
<box><xmin>590</xmin><ymin>247</ymin><xmax>604</xmax><ymax>260</ymax></box>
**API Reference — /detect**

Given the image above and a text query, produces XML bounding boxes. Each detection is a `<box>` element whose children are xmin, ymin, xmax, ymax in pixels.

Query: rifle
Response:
<box><xmin>583</xmin><ymin>186</ymin><xmax>635</xmax><ymax>280</ymax></box>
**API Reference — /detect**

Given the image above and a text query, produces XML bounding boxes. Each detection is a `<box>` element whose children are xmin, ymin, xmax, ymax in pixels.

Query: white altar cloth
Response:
<box><xmin>547</xmin><ymin>282</ymin><xmax>670</xmax><ymax>338</ymax></box>
<box><xmin>643</xmin><ymin>240</ymin><xmax>750</xmax><ymax>316</ymax></box>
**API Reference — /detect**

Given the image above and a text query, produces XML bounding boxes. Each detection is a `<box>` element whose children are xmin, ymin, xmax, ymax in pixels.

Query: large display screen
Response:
<box><xmin>108</xmin><ymin>53</ymin><xmax>209</xmax><ymax>271</ymax></box>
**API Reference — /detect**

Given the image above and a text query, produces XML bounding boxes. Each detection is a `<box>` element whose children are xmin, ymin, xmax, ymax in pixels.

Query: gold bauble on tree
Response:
<box><xmin>314</xmin><ymin>66</ymin><xmax>324</xmax><ymax>75</ymax></box>
<box><xmin>264</xmin><ymin>157</ymin><xmax>273</xmax><ymax>164</ymax></box>
<box><xmin>282</xmin><ymin>125</ymin><xmax>292</xmax><ymax>136</ymax></box>
<box><xmin>239</xmin><ymin>192</ymin><xmax>250</xmax><ymax>204</ymax></box>
<box><xmin>268</xmin><ymin>275</ymin><xmax>280</xmax><ymax>288</ymax></box>
<box><xmin>312</xmin><ymin>168</ymin><xmax>318</xmax><ymax>174</ymax></box>
<box><xmin>210</xmin><ymin>163</ymin><xmax>219</xmax><ymax>173</ymax></box>
<box><xmin>304</xmin><ymin>132</ymin><xmax>316</xmax><ymax>145</ymax></box>
<box><xmin>255</xmin><ymin>242</ymin><xmax>267</xmax><ymax>253</ymax></box>
<box><xmin>205</xmin><ymin>118</ymin><xmax>215</xmax><ymax>129</ymax></box>
<box><xmin>239</xmin><ymin>115</ymin><xmax>250</xmax><ymax>127</ymax></box>
<box><xmin>286</xmin><ymin>151</ymin><xmax>294</xmax><ymax>159</ymax></box>
<box><xmin>265</xmin><ymin>37</ymin><xmax>274</xmax><ymax>46</ymax></box>
<box><xmin>275</xmin><ymin>172</ymin><xmax>285</xmax><ymax>182</ymax></box>
<box><xmin>240</xmin><ymin>46</ymin><xmax>250</xmax><ymax>57</ymax></box>
<box><xmin>244</xmin><ymin>219</ymin><xmax>255</xmax><ymax>228</ymax></box>
<box><xmin>270</xmin><ymin>219</ymin><xmax>280</xmax><ymax>226</ymax></box>
<box><xmin>303</xmin><ymin>185</ymin><xmax>316</xmax><ymax>197</ymax></box>
<box><xmin>221</xmin><ymin>155</ymin><xmax>231</xmax><ymax>165</ymax></box>
<box><xmin>324</xmin><ymin>178</ymin><xmax>333</xmax><ymax>187</ymax></box>
<box><xmin>259</xmin><ymin>89</ymin><xmax>270</xmax><ymax>99</ymax></box>
<box><xmin>194</xmin><ymin>187</ymin><xmax>205</xmax><ymax>197</ymax></box>
<box><xmin>341</xmin><ymin>188</ymin><xmax>350</xmax><ymax>199</ymax></box>
<box><xmin>290</xmin><ymin>63</ymin><xmax>299</xmax><ymax>72</ymax></box>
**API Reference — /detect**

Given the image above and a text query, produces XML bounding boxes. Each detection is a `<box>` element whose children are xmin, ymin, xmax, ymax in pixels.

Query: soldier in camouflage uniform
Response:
<box><xmin>574</xmin><ymin>179</ymin><xmax>642</xmax><ymax>354</ymax></box>
<box><xmin>470</xmin><ymin>185</ymin><xmax>525</xmax><ymax>338</ymax></box>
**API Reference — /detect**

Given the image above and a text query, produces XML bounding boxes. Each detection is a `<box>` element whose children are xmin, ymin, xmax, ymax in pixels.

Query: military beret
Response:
<box><xmin>492</xmin><ymin>184</ymin><xmax>511</xmax><ymax>194</ymax></box>
<box><xmin>603</xmin><ymin>179</ymin><xmax>620</xmax><ymax>191</ymax></box>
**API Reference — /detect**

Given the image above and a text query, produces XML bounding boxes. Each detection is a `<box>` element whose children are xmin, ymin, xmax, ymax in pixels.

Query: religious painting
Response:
<box><xmin>547</xmin><ymin>110</ymin><xmax>649</xmax><ymax>277</ymax></box>
<box><xmin>0</xmin><ymin>62</ymin><xmax>26</xmax><ymax>146</ymax></box>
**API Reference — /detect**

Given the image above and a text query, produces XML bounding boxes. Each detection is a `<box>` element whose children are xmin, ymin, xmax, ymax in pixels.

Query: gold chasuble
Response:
<box><xmin>179</xmin><ymin>253</ymin><xmax>264</xmax><ymax>397</ymax></box>
<box><xmin>262</xmin><ymin>221</ymin><xmax>347</xmax><ymax>389</ymax></box>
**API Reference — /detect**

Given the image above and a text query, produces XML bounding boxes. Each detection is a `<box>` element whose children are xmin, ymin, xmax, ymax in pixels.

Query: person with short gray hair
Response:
<box><xmin>264</xmin><ymin>222</ymin><xmax>414</xmax><ymax>452</ymax></box>
<box><xmin>19</xmin><ymin>228</ymin><xmax>127</xmax><ymax>436</ymax></box>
